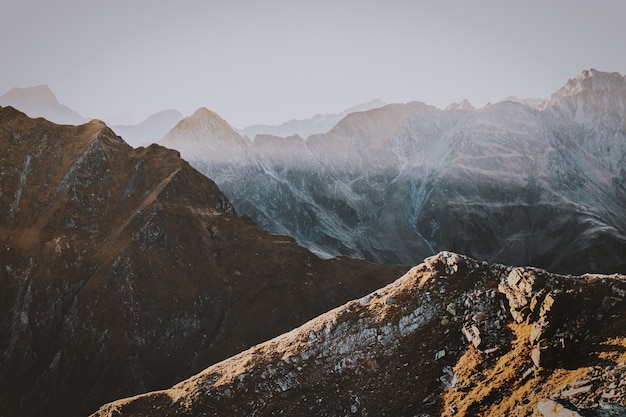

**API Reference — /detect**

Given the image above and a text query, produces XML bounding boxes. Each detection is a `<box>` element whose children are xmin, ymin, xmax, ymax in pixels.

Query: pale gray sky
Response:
<box><xmin>1</xmin><ymin>0</ymin><xmax>625</xmax><ymax>127</ymax></box>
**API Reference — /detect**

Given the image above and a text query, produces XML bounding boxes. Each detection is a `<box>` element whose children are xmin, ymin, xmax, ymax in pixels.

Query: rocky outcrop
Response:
<box><xmin>159</xmin><ymin>69</ymin><xmax>626</xmax><ymax>275</ymax></box>
<box><xmin>91</xmin><ymin>252</ymin><xmax>626</xmax><ymax>417</ymax></box>
<box><xmin>0</xmin><ymin>106</ymin><xmax>407</xmax><ymax>417</ymax></box>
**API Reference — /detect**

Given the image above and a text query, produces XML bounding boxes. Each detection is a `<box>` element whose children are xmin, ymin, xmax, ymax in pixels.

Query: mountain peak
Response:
<box><xmin>548</xmin><ymin>68</ymin><xmax>626</xmax><ymax>102</ymax></box>
<box><xmin>445</xmin><ymin>99</ymin><xmax>476</xmax><ymax>111</ymax></box>
<box><xmin>1</xmin><ymin>84</ymin><xmax>59</xmax><ymax>107</ymax></box>
<box><xmin>158</xmin><ymin>107</ymin><xmax>249</xmax><ymax>163</ymax></box>
<box><xmin>164</xmin><ymin>107</ymin><xmax>242</xmax><ymax>142</ymax></box>
<box><xmin>0</xmin><ymin>84</ymin><xmax>85</xmax><ymax>125</ymax></box>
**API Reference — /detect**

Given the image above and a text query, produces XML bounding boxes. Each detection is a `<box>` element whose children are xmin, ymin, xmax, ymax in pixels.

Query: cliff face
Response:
<box><xmin>0</xmin><ymin>106</ymin><xmax>407</xmax><ymax>417</ymax></box>
<box><xmin>91</xmin><ymin>252</ymin><xmax>626</xmax><ymax>417</ymax></box>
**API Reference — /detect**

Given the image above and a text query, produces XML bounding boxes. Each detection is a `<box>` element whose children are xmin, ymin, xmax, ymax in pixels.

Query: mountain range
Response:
<box><xmin>0</xmin><ymin>106</ymin><xmax>405</xmax><ymax>417</ymax></box>
<box><xmin>236</xmin><ymin>99</ymin><xmax>386</xmax><ymax>139</ymax></box>
<box><xmin>2</xmin><ymin>69</ymin><xmax>626</xmax><ymax>417</ymax></box>
<box><xmin>158</xmin><ymin>69</ymin><xmax>626</xmax><ymax>275</ymax></box>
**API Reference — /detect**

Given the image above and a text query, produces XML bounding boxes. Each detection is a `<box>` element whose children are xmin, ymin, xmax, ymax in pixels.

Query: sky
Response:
<box><xmin>1</xmin><ymin>0</ymin><xmax>625</xmax><ymax>128</ymax></box>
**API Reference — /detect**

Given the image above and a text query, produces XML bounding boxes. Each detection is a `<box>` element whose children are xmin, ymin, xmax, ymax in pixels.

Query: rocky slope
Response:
<box><xmin>0</xmin><ymin>106</ymin><xmax>406</xmax><ymax>417</ymax></box>
<box><xmin>91</xmin><ymin>251</ymin><xmax>626</xmax><ymax>417</ymax></box>
<box><xmin>158</xmin><ymin>69</ymin><xmax>626</xmax><ymax>275</ymax></box>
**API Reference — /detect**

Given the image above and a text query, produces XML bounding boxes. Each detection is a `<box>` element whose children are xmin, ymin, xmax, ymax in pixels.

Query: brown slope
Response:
<box><xmin>0</xmin><ymin>106</ymin><xmax>407</xmax><ymax>417</ymax></box>
<box><xmin>91</xmin><ymin>252</ymin><xmax>626</xmax><ymax>417</ymax></box>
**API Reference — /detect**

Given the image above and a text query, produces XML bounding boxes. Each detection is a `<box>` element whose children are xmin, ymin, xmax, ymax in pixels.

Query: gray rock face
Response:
<box><xmin>158</xmin><ymin>69</ymin><xmax>626</xmax><ymax>275</ymax></box>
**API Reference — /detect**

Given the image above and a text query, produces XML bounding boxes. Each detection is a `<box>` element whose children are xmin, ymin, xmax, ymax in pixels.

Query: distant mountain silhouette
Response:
<box><xmin>0</xmin><ymin>85</ymin><xmax>85</xmax><ymax>125</ymax></box>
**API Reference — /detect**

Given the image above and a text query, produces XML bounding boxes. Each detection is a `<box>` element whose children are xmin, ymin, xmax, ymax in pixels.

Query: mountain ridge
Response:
<box><xmin>237</xmin><ymin>99</ymin><xmax>387</xmax><ymax>139</ymax></box>
<box><xmin>157</xmin><ymin>69</ymin><xmax>626</xmax><ymax>275</ymax></box>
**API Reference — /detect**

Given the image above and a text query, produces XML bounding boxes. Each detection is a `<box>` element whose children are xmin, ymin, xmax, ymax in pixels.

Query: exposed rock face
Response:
<box><xmin>91</xmin><ymin>252</ymin><xmax>626</xmax><ymax>417</ymax></box>
<box><xmin>0</xmin><ymin>106</ymin><xmax>407</xmax><ymax>417</ymax></box>
<box><xmin>158</xmin><ymin>69</ymin><xmax>626</xmax><ymax>275</ymax></box>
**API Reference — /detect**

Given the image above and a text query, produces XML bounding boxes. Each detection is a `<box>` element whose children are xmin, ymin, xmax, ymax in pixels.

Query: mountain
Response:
<box><xmin>90</xmin><ymin>251</ymin><xmax>626</xmax><ymax>417</ymax></box>
<box><xmin>0</xmin><ymin>85</ymin><xmax>85</xmax><ymax>125</ymax></box>
<box><xmin>237</xmin><ymin>99</ymin><xmax>386</xmax><ymax>139</ymax></box>
<box><xmin>0</xmin><ymin>106</ymin><xmax>407</xmax><ymax>417</ymax></box>
<box><xmin>111</xmin><ymin>109</ymin><xmax>183</xmax><ymax>147</ymax></box>
<box><xmin>158</xmin><ymin>69</ymin><xmax>626</xmax><ymax>275</ymax></box>
<box><xmin>160</xmin><ymin>107</ymin><xmax>249</xmax><ymax>163</ymax></box>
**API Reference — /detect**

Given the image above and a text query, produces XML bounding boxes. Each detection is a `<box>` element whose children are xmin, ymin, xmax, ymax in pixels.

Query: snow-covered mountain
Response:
<box><xmin>237</xmin><ymin>99</ymin><xmax>386</xmax><ymax>139</ymax></box>
<box><xmin>0</xmin><ymin>85</ymin><xmax>86</xmax><ymax>125</ymax></box>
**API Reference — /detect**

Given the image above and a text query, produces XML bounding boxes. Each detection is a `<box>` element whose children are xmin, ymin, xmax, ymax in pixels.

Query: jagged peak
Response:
<box><xmin>189</xmin><ymin>106</ymin><xmax>224</xmax><ymax>120</ymax></box>
<box><xmin>445</xmin><ymin>99</ymin><xmax>476</xmax><ymax>111</ymax></box>
<box><xmin>548</xmin><ymin>68</ymin><xmax>626</xmax><ymax>102</ymax></box>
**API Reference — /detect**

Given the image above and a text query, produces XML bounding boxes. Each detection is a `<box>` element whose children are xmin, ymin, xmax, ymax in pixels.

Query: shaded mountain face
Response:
<box><xmin>91</xmin><ymin>251</ymin><xmax>626</xmax><ymax>417</ymax></box>
<box><xmin>0</xmin><ymin>107</ymin><xmax>407</xmax><ymax>417</ymax></box>
<box><xmin>158</xmin><ymin>69</ymin><xmax>626</xmax><ymax>275</ymax></box>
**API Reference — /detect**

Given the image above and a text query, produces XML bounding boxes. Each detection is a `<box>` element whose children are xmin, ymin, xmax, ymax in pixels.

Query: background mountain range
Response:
<box><xmin>158</xmin><ymin>69</ymin><xmax>626</xmax><ymax>275</ymax></box>
<box><xmin>3</xmin><ymin>69</ymin><xmax>626</xmax><ymax>276</ymax></box>
<box><xmin>2</xmin><ymin>69</ymin><xmax>626</xmax><ymax>417</ymax></box>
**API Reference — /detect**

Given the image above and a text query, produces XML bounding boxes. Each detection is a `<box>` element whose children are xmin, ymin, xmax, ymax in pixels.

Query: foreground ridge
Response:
<box><xmin>92</xmin><ymin>252</ymin><xmax>626</xmax><ymax>417</ymax></box>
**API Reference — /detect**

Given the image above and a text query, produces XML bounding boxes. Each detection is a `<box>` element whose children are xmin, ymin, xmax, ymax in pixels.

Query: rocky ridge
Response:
<box><xmin>158</xmin><ymin>69</ymin><xmax>626</xmax><ymax>275</ymax></box>
<box><xmin>92</xmin><ymin>252</ymin><xmax>626</xmax><ymax>417</ymax></box>
<box><xmin>0</xmin><ymin>106</ymin><xmax>406</xmax><ymax>417</ymax></box>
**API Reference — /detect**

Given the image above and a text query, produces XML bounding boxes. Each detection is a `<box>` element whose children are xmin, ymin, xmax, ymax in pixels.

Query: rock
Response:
<box><xmin>462</xmin><ymin>325</ymin><xmax>482</xmax><ymax>348</ymax></box>
<box><xmin>561</xmin><ymin>385</ymin><xmax>592</xmax><ymax>397</ymax></box>
<box><xmin>537</xmin><ymin>399</ymin><xmax>584</xmax><ymax>417</ymax></box>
